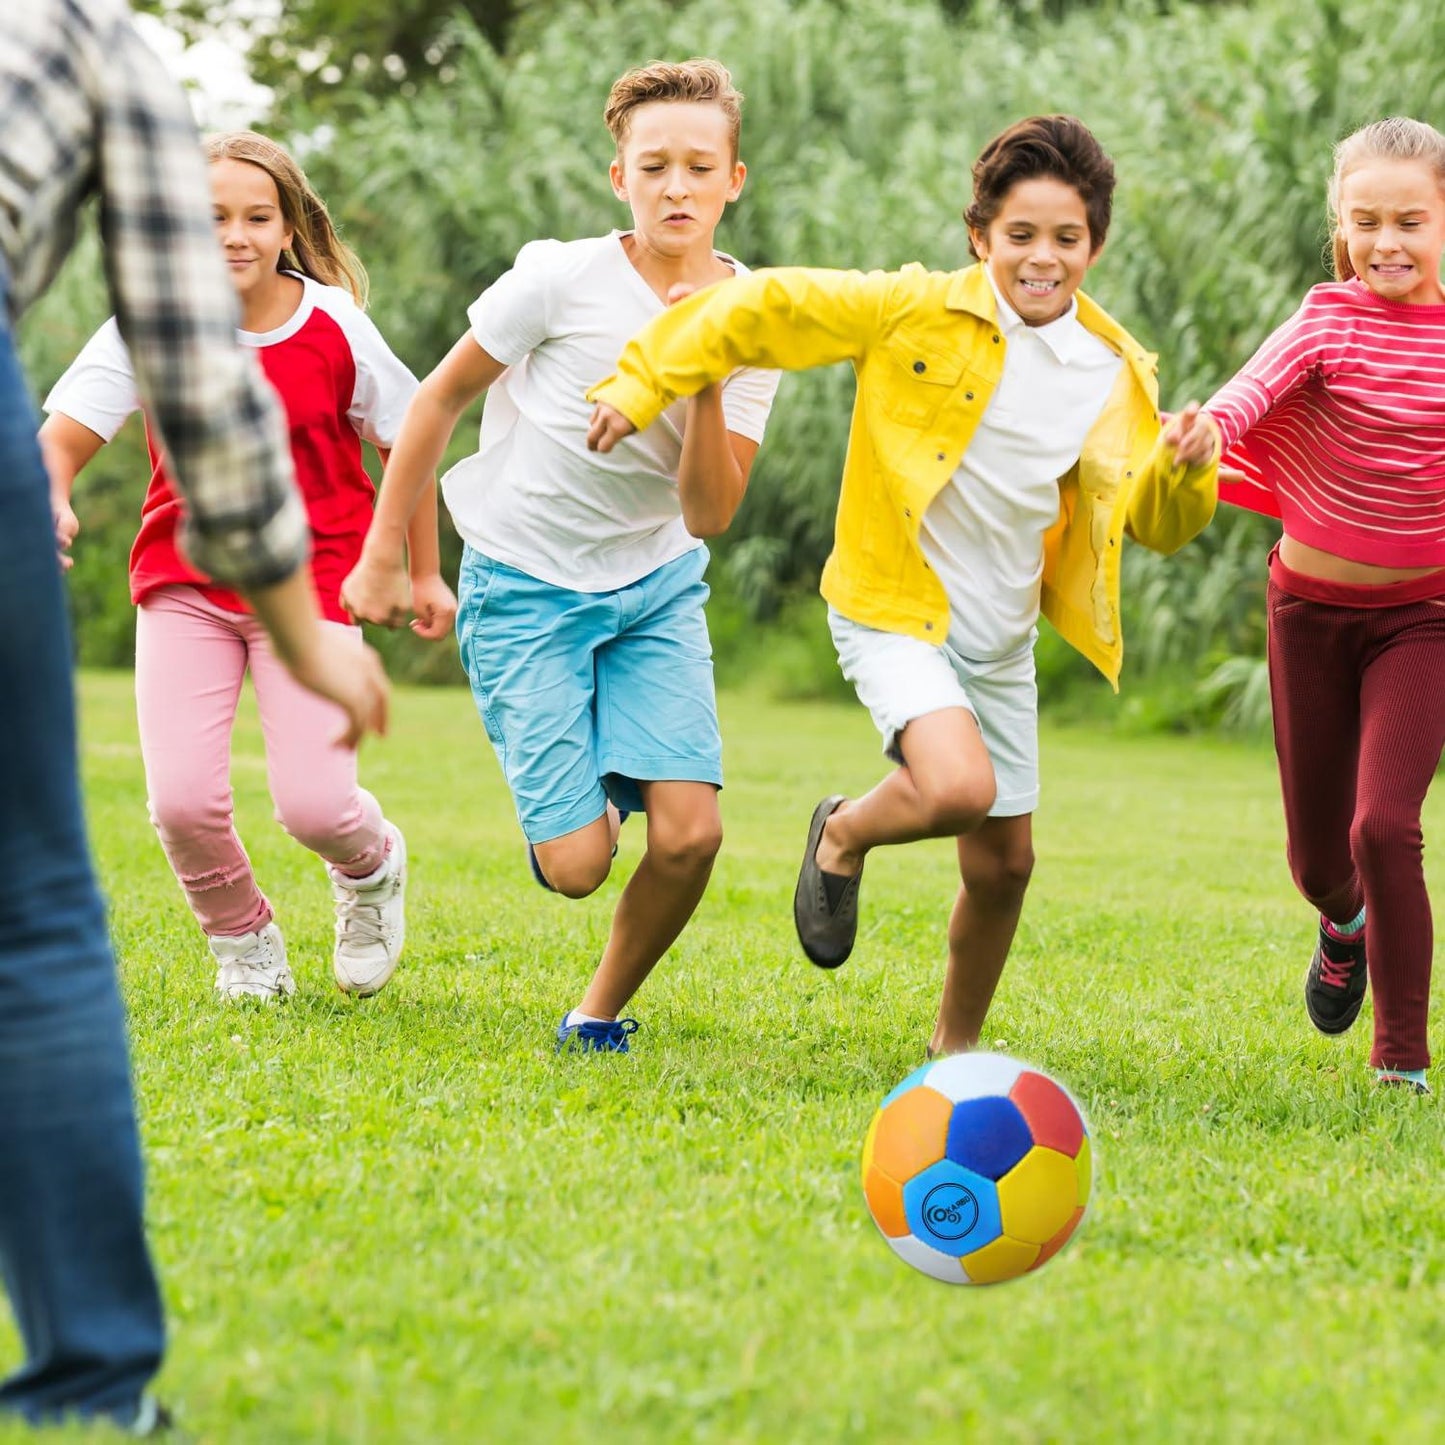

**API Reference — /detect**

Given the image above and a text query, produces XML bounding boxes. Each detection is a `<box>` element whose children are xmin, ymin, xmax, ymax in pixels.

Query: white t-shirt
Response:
<box><xmin>45</xmin><ymin>273</ymin><xmax>416</xmax><ymax>448</ymax></box>
<box><xmin>920</xmin><ymin>273</ymin><xmax>1124</xmax><ymax>659</ymax></box>
<box><xmin>443</xmin><ymin>231</ymin><xmax>781</xmax><ymax>591</ymax></box>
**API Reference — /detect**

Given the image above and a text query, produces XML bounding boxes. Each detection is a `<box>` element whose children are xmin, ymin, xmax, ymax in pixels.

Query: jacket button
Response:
<box><xmin>965</xmin><ymin>391</ymin><xmax>974</xmax><ymax>400</ymax></box>
<box><xmin>913</xmin><ymin>360</ymin><xmax>926</xmax><ymax>373</ymax></box>
<box><xmin>904</xmin><ymin>508</ymin><xmax>912</xmax><ymax>518</ymax></box>
<box><xmin>936</xmin><ymin>452</ymin><xmax>945</xmax><ymax>461</ymax></box>
<box><xmin>925</xmin><ymin>622</ymin><xmax>934</xmax><ymax>631</ymax></box>
<box><xmin>992</xmin><ymin>334</ymin><xmax>1000</xmax><ymax>343</ymax></box>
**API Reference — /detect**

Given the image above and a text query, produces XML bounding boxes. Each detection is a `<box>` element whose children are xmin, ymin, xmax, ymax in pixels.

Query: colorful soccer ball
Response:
<box><xmin>861</xmin><ymin>1052</ymin><xmax>1092</xmax><ymax>1284</ymax></box>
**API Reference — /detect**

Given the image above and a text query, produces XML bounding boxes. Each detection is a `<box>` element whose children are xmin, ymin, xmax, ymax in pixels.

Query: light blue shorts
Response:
<box><xmin>456</xmin><ymin>545</ymin><xmax>723</xmax><ymax>843</ymax></box>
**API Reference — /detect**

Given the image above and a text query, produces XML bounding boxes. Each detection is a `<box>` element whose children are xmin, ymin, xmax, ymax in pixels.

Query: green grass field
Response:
<box><xmin>4</xmin><ymin>672</ymin><xmax>1445</xmax><ymax>1443</ymax></box>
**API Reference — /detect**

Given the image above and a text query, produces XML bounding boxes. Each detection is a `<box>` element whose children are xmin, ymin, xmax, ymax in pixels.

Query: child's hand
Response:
<box><xmin>408</xmin><ymin>572</ymin><xmax>459</xmax><ymax>641</ymax></box>
<box><xmin>53</xmin><ymin>498</ymin><xmax>80</xmax><ymax>571</ymax></box>
<box><xmin>340</xmin><ymin>552</ymin><xmax>412</xmax><ymax>629</ymax></box>
<box><xmin>289</xmin><ymin>635</ymin><xmax>390</xmax><ymax>748</ymax></box>
<box><xmin>587</xmin><ymin>403</ymin><xmax>636</xmax><ymax>453</ymax></box>
<box><xmin>1162</xmin><ymin>401</ymin><xmax>1219</xmax><ymax>467</ymax></box>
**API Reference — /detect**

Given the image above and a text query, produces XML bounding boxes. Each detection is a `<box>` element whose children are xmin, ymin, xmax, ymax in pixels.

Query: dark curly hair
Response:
<box><xmin>964</xmin><ymin>115</ymin><xmax>1115</xmax><ymax>258</ymax></box>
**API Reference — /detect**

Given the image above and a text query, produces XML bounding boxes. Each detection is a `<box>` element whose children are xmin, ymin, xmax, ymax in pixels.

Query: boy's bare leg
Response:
<box><xmin>930</xmin><ymin>813</ymin><xmax>1035</xmax><ymax>1057</ymax></box>
<box><xmin>814</xmin><ymin>708</ymin><xmax>996</xmax><ymax>876</ymax></box>
<box><xmin>531</xmin><ymin>805</ymin><xmax>623</xmax><ymax>898</ymax></box>
<box><xmin>578</xmin><ymin>780</ymin><xmax>721</xmax><ymax>1018</ymax></box>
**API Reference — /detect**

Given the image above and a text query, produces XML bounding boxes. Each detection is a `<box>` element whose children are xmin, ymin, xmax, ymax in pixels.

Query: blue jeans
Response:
<box><xmin>0</xmin><ymin>294</ymin><xmax>164</xmax><ymax>1424</ymax></box>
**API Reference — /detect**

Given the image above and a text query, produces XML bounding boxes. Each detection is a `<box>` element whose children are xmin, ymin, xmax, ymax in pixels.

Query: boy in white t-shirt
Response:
<box><xmin>342</xmin><ymin>58</ymin><xmax>779</xmax><ymax>1052</ymax></box>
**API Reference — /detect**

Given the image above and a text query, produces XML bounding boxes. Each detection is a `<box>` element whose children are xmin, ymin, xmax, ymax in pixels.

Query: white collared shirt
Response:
<box><xmin>919</xmin><ymin>270</ymin><xmax>1124</xmax><ymax>659</ymax></box>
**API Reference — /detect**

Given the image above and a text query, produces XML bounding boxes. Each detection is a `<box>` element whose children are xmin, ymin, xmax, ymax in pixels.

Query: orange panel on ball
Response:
<box><xmin>1009</xmin><ymin>1071</ymin><xmax>1085</xmax><ymax>1156</ymax></box>
<box><xmin>1031</xmin><ymin>1205</ymin><xmax>1085</xmax><ymax>1270</ymax></box>
<box><xmin>864</xmin><ymin>1164</ymin><xmax>910</xmax><ymax>1238</ymax></box>
<box><xmin>870</xmin><ymin>1087</ymin><xmax>953</xmax><ymax>1181</ymax></box>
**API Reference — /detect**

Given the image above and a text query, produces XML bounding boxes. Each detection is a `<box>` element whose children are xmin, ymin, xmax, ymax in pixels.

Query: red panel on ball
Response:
<box><xmin>1009</xmin><ymin>1071</ymin><xmax>1084</xmax><ymax>1156</ymax></box>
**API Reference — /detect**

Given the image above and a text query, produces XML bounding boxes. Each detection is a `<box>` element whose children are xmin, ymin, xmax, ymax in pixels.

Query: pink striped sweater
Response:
<box><xmin>1206</xmin><ymin>279</ymin><xmax>1445</xmax><ymax>567</ymax></box>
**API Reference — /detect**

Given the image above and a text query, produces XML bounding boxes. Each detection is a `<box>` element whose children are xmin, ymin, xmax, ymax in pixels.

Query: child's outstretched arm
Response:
<box><xmin>659</xmin><ymin>280</ymin><xmax>759</xmax><ymax>537</ymax></box>
<box><xmin>343</xmin><ymin>333</ymin><xmax>505</xmax><ymax>627</ymax></box>
<box><xmin>587</xmin><ymin>267</ymin><xmax>888</xmax><ymax>447</ymax></box>
<box><xmin>37</xmin><ymin>414</ymin><xmax>106</xmax><ymax>570</ymax></box>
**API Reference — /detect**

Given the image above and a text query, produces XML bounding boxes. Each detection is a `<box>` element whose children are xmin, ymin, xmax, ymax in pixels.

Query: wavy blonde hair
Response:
<box><xmin>1328</xmin><ymin>116</ymin><xmax>1445</xmax><ymax>281</ymax></box>
<box><xmin>204</xmin><ymin>130</ymin><xmax>368</xmax><ymax>307</ymax></box>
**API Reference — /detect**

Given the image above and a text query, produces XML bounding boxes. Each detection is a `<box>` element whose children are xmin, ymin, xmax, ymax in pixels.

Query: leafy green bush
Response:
<box><xmin>25</xmin><ymin>0</ymin><xmax>1443</xmax><ymax>722</ymax></box>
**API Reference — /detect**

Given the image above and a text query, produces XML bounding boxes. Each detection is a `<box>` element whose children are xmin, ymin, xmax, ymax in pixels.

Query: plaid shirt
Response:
<box><xmin>0</xmin><ymin>0</ymin><xmax>308</xmax><ymax>591</ymax></box>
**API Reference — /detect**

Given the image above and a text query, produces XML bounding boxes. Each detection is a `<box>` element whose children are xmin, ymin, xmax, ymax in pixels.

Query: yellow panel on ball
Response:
<box><xmin>1031</xmin><ymin>1206</ymin><xmax>1085</xmax><ymax>1271</ymax></box>
<box><xmin>1076</xmin><ymin>1134</ymin><xmax>1092</xmax><ymax>1207</ymax></box>
<box><xmin>996</xmin><ymin>1147</ymin><xmax>1078</xmax><ymax>1246</ymax></box>
<box><xmin>870</xmin><ymin>1086</ymin><xmax>953</xmax><ymax>1182</ymax></box>
<box><xmin>860</xmin><ymin>1110</ymin><xmax>882</xmax><ymax>1185</ymax></box>
<box><xmin>960</xmin><ymin>1234</ymin><xmax>1041</xmax><ymax>1284</ymax></box>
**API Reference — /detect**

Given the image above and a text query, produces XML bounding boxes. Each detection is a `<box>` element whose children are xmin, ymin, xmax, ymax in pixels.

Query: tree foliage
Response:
<box><xmin>30</xmin><ymin>0</ymin><xmax>1445</xmax><ymax>712</ymax></box>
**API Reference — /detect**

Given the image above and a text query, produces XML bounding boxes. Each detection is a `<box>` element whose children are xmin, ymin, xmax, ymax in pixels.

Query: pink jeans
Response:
<box><xmin>134</xmin><ymin>585</ymin><xmax>387</xmax><ymax>938</ymax></box>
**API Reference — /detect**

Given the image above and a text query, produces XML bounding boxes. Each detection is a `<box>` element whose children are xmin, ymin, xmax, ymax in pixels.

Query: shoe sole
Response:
<box><xmin>215</xmin><ymin>975</ymin><xmax>295</xmax><ymax>1002</ymax></box>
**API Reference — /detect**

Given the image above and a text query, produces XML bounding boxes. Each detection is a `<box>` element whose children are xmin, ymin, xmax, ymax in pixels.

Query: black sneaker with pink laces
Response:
<box><xmin>1304</xmin><ymin>917</ymin><xmax>1368</xmax><ymax>1035</ymax></box>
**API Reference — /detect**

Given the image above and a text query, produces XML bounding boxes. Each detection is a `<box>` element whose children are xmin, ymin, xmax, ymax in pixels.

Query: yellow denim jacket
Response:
<box><xmin>589</xmin><ymin>262</ymin><xmax>1218</xmax><ymax>687</ymax></box>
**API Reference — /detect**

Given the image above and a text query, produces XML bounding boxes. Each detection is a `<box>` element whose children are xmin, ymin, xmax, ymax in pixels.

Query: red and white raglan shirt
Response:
<box><xmin>46</xmin><ymin>274</ymin><xmax>417</xmax><ymax>623</ymax></box>
<box><xmin>1207</xmin><ymin>279</ymin><xmax>1445</xmax><ymax>568</ymax></box>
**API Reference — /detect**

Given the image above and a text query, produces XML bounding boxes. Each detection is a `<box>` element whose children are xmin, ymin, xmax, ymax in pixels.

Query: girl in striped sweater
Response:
<box><xmin>1168</xmin><ymin>117</ymin><xmax>1445</xmax><ymax>1094</ymax></box>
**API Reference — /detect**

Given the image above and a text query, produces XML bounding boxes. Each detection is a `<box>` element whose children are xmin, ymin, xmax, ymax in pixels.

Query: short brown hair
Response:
<box><xmin>964</xmin><ymin>115</ymin><xmax>1116</xmax><ymax>258</ymax></box>
<box><xmin>604</xmin><ymin>58</ymin><xmax>743</xmax><ymax>162</ymax></box>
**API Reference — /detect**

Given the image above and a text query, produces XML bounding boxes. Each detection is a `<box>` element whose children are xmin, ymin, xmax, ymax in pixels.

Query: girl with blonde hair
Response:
<box><xmin>42</xmin><ymin>130</ymin><xmax>455</xmax><ymax>1001</ymax></box>
<box><xmin>1168</xmin><ymin>116</ymin><xmax>1445</xmax><ymax>1093</ymax></box>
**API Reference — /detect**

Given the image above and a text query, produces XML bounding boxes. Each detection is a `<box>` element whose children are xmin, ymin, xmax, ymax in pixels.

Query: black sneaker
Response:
<box><xmin>793</xmin><ymin>795</ymin><xmax>862</xmax><ymax>969</ymax></box>
<box><xmin>1304</xmin><ymin>918</ymin><xmax>1368</xmax><ymax>1035</ymax></box>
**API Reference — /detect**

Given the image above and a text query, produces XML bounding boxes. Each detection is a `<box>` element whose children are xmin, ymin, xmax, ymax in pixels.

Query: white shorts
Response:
<box><xmin>828</xmin><ymin>610</ymin><xmax>1039</xmax><ymax>817</ymax></box>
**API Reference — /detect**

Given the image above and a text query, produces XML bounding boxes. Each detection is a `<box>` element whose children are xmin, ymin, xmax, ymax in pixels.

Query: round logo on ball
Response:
<box><xmin>921</xmin><ymin>1182</ymin><xmax>979</xmax><ymax>1241</ymax></box>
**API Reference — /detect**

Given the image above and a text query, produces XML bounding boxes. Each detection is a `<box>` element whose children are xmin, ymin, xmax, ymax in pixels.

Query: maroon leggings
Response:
<box><xmin>1267</xmin><ymin>554</ymin><xmax>1445</xmax><ymax>1070</ymax></box>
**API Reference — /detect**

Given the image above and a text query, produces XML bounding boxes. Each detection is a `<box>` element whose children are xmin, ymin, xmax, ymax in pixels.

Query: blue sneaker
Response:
<box><xmin>527</xmin><ymin>811</ymin><xmax>632</xmax><ymax>892</ymax></box>
<box><xmin>555</xmin><ymin>1014</ymin><xmax>639</xmax><ymax>1053</ymax></box>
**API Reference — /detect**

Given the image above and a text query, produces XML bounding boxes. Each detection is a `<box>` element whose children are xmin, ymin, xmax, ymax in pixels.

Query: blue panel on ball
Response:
<box><xmin>879</xmin><ymin>1062</ymin><xmax>936</xmax><ymax>1111</ymax></box>
<box><xmin>944</xmin><ymin>1097</ymin><xmax>1033</xmax><ymax>1180</ymax></box>
<box><xmin>901</xmin><ymin>1160</ymin><xmax>1003</xmax><ymax>1258</ymax></box>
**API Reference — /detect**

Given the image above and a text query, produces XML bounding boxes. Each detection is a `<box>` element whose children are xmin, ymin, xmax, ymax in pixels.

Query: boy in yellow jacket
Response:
<box><xmin>588</xmin><ymin>115</ymin><xmax>1218</xmax><ymax>1057</ymax></box>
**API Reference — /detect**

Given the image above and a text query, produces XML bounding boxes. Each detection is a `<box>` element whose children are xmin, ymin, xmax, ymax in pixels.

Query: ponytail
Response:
<box><xmin>1330</xmin><ymin>229</ymin><xmax>1355</xmax><ymax>282</ymax></box>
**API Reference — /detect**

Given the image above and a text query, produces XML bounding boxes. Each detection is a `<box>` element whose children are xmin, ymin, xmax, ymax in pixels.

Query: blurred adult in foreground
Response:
<box><xmin>0</xmin><ymin>0</ymin><xmax>387</xmax><ymax>1431</ymax></box>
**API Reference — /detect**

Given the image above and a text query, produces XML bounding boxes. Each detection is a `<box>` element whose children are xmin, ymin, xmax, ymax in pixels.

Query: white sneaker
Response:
<box><xmin>328</xmin><ymin>823</ymin><xmax>406</xmax><ymax>996</ymax></box>
<box><xmin>209</xmin><ymin>921</ymin><xmax>294</xmax><ymax>1001</ymax></box>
